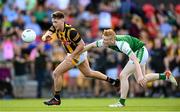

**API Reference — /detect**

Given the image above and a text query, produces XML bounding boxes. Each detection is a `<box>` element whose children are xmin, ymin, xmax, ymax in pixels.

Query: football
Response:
<box><xmin>21</xmin><ymin>29</ymin><xmax>36</xmax><ymax>42</ymax></box>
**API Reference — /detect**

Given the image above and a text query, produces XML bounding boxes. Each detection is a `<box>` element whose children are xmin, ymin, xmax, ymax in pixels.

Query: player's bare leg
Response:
<box><xmin>78</xmin><ymin>59</ymin><xmax>120</xmax><ymax>87</ymax></box>
<box><xmin>109</xmin><ymin>61</ymin><xmax>136</xmax><ymax>107</ymax></box>
<box><xmin>144</xmin><ymin>71</ymin><xmax>177</xmax><ymax>86</ymax></box>
<box><xmin>109</xmin><ymin>64</ymin><xmax>178</xmax><ymax>107</ymax></box>
<box><xmin>138</xmin><ymin>64</ymin><xmax>177</xmax><ymax>86</ymax></box>
<box><xmin>44</xmin><ymin>59</ymin><xmax>74</xmax><ymax>106</ymax></box>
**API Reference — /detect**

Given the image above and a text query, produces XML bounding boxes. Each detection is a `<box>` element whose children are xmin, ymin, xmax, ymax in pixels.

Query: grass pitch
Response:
<box><xmin>0</xmin><ymin>98</ymin><xmax>180</xmax><ymax>112</ymax></box>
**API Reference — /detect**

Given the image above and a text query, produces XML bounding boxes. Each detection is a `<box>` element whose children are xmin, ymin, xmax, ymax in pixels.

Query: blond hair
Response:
<box><xmin>103</xmin><ymin>29</ymin><xmax>116</xmax><ymax>37</ymax></box>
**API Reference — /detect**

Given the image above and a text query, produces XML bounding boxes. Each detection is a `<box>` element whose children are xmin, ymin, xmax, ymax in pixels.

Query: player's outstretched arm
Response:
<box><xmin>80</xmin><ymin>42</ymin><xmax>97</xmax><ymax>54</ymax></box>
<box><xmin>42</xmin><ymin>30</ymin><xmax>53</xmax><ymax>41</ymax></box>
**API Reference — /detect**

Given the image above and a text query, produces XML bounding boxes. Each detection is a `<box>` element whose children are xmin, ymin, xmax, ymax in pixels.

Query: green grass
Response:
<box><xmin>0</xmin><ymin>98</ymin><xmax>180</xmax><ymax>112</ymax></box>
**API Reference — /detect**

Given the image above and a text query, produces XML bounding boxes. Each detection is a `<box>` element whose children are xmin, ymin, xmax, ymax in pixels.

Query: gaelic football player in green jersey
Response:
<box><xmin>80</xmin><ymin>29</ymin><xmax>177</xmax><ymax>107</ymax></box>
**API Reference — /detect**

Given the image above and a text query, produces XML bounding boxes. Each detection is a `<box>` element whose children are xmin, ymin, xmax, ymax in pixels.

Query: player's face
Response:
<box><xmin>102</xmin><ymin>35</ymin><xmax>115</xmax><ymax>47</ymax></box>
<box><xmin>52</xmin><ymin>18</ymin><xmax>64</xmax><ymax>30</ymax></box>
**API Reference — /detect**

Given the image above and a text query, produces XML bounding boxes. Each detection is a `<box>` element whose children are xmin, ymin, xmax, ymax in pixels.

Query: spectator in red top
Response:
<box><xmin>142</xmin><ymin>4</ymin><xmax>155</xmax><ymax>19</ymax></box>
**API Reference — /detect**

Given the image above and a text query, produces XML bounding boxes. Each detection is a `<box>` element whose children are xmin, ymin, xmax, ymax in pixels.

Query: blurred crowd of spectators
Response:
<box><xmin>0</xmin><ymin>0</ymin><xmax>180</xmax><ymax>99</ymax></box>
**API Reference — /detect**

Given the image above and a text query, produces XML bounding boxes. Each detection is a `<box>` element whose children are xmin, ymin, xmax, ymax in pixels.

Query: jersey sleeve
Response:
<box><xmin>69</xmin><ymin>29</ymin><xmax>81</xmax><ymax>43</ymax></box>
<box><xmin>95</xmin><ymin>39</ymin><xmax>103</xmax><ymax>47</ymax></box>
<box><xmin>48</xmin><ymin>25</ymin><xmax>56</xmax><ymax>33</ymax></box>
<box><xmin>116</xmin><ymin>41</ymin><xmax>133</xmax><ymax>57</ymax></box>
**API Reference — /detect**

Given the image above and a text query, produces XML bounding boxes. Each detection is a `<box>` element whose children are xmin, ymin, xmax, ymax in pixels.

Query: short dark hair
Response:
<box><xmin>51</xmin><ymin>11</ymin><xmax>65</xmax><ymax>19</ymax></box>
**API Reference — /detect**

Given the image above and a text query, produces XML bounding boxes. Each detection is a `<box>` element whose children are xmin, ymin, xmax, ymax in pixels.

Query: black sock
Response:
<box><xmin>54</xmin><ymin>91</ymin><xmax>60</xmax><ymax>100</ymax></box>
<box><xmin>106</xmin><ymin>77</ymin><xmax>119</xmax><ymax>86</ymax></box>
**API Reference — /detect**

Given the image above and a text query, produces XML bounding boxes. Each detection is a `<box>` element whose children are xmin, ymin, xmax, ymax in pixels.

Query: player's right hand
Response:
<box><xmin>137</xmin><ymin>77</ymin><xmax>146</xmax><ymax>87</ymax></box>
<box><xmin>42</xmin><ymin>35</ymin><xmax>52</xmax><ymax>42</ymax></box>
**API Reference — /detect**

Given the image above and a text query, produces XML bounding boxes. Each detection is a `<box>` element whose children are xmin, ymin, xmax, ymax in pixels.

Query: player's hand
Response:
<box><xmin>65</xmin><ymin>55</ymin><xmax>79</xmax><ymax>65</ymax></box>
<box><xmin>42</xmin><ymin>35</ymin><xmax>52</xmax><ymax>42</ymax></box>
<box><xmin>137</xmin><ymin>77</ymin><xmax>146</xmax><ymax>87</ymax></box>
<box><xmin>65</xmin><ymin>55</ymin><xmax>73</xmax><ymax>64</ymax></box>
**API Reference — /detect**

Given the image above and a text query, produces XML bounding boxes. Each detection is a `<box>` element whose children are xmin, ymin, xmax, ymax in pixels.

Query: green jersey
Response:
<box><xmin>96</xmin><ymin>35</ymin><xmax>145</xmax><ymax>57</ymax></box>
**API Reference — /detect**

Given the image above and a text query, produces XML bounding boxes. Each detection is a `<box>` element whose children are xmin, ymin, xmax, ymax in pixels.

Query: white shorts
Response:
<box><xmin>129</xmin><ymin>46</ymin><xmax>149</xmax><ymax>65</ymax></box>
<box><xmin>68</xmin><ymin>51</ymin><xmax>87</xmax><ymax>66</ymax></box>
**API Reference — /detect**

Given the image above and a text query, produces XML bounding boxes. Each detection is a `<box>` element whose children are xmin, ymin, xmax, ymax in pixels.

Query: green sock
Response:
<box><xmin>159</xmin><ymin>73</ymin><xmax>166</xmax><ymax>80</ymax></box>
<box><xmin>119</xmin><ymin>98</ymin><xmax>126</xmax><ymax>105</ymax></box>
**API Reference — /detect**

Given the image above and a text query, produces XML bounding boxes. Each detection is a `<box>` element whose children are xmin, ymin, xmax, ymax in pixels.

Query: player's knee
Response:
<box><xmin>53</xmin><ymin>71</ymin><xmax>59</xmax><ymax>78</ymax></box>
<box><xmin>120</xmin><ymin>73</ymin><xmax>128</xmax><ymax>80</ymax></box>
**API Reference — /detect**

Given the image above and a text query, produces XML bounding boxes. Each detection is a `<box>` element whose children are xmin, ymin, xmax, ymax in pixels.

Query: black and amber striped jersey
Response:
<box><xmin>48</xmin><ymin>23</ymin><xmax>81</xmax><ymax>53</ymax></box>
